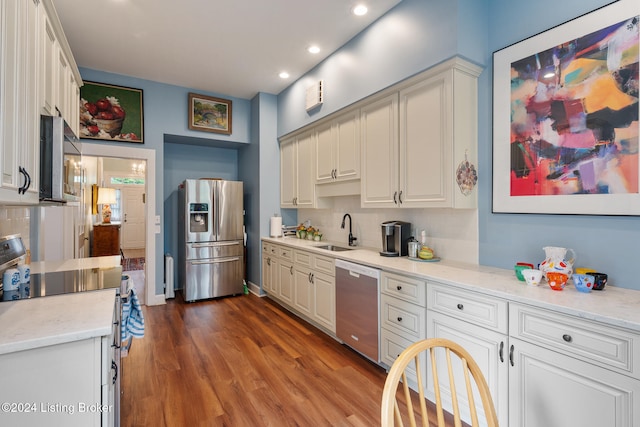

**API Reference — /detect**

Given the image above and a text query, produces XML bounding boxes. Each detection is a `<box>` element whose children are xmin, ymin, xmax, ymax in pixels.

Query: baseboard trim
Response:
<box><xmin>147</xmin><ymin>293</ymin><xmax>166</xmax><ymax>306</ymax></box>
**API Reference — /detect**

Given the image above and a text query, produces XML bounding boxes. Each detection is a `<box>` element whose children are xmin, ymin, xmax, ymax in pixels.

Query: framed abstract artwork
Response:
<box><xmin>79</xmin><ymin>81</ymin><xmax>144</xmax><ymax>143</ymax></box>
<box><xmin>188</xmin><ymin>92</ymin><xmax>232</xmax><ymax>135</ymax></box>
<box><xmin>492</xmin><ymin>0</ymin><xmax>639</xmax><ymax>215</ymax></box>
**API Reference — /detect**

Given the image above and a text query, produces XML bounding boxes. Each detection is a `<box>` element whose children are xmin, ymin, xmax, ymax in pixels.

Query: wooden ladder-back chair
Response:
<box><xmin>381</xmin><ymin>338</ymin><xmax>498</xmax><ymax>427</ymax></box>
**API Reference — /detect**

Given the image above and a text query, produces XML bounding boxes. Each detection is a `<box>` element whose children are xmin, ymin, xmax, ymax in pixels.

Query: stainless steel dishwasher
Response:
<box><xmin>335</xmin><ymin>259</ymin><xmax>380</xmax><ymax>363</ymax></box>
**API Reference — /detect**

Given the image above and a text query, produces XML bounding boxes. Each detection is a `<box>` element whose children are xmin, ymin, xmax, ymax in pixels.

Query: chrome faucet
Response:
<box><xmin>341</xmin><ymin>213</ymin><xmax>357</xmax><ymax>246</ymax></box>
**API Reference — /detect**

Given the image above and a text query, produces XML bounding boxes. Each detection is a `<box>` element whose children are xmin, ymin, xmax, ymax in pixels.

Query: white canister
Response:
<box><xmin>17</xmin><ymin>264</ymin><xmax>30</xmax><ymax>284</ymax></box>
<box><xmin>3</xmin><ymin>268</ymin><xmax>20</xmax><ymax>292</ymax></box>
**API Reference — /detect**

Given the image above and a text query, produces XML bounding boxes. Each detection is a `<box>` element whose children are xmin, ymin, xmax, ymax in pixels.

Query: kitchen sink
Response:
<box><xmin>315</xmin><ymin>244</ymin><xmax>353</xmax><ymax>252</ymax></box>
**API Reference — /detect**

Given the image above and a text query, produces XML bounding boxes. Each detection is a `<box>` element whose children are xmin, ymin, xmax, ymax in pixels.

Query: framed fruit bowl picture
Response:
<box><xmin>188</xmin><ymin>92</ymin><xmax>232</xmax><ymax>135</ymax></box>
<box><xmin>492</xmin><ymin>0</ymin><xmax>639</xmax><ymax>215</ymax></box>
<box><xmin>79</xmin><ymin>81</ymin><xmax>144</xmax><ymax>143</ymax></box>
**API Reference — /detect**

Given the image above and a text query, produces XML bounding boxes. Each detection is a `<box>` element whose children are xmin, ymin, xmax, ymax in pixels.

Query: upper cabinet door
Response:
<box><xmin>315</xmin><ymin>121</ymin><xmax>334</xmax><ymax>184</ymax></box>
<box><xmin>295</xmin><ymin>131</ymin><xmax>316</xmax><ymax>207</ymax></box>
<box><xmin>280</xmin><ymin>138</ymin><xmax>297</xmax><ymax>208</ymax></box>
<box><xmin>360</xmin><ymin>93</ymin><xmax>399</xmax><ymax>208</ymax></box>
<box><xmin>399</xmin><ymin>72</ymin><xmax>451</xmax><ymax>207</ymax></box>
<box><xmin>334</xmin><ymin>110</ymin><xmax>360</xmax><ymax>182</ymax></box>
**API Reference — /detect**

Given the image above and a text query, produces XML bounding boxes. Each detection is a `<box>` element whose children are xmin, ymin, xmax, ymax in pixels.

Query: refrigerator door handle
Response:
<box><xmin>191</xmin><ymin>241</ymin><xmax>241</xmax><ymax>248</ymax></box>
<box><xmin>189</xmin><ymin>257</ymin><xmax>241</xmax><ymax>265</ymax></box>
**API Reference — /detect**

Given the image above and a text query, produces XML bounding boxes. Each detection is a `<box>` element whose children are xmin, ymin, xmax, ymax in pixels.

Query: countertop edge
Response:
<box><xmin>262</xmin><ymin>237</ymin><xmax>640</xmax><ymax>333</ymax></box>
<box><xmin>0</xmin><ymin>289</ymin><xmax>117</xmax><ymax>355</ymax></box>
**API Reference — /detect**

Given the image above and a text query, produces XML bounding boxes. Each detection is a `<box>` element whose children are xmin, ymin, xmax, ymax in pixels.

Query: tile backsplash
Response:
<box><xmin>297</xmin><ymin>195</ymin><xmax>479</xmax><ymax>264</ymax></box>
<box><xmin>0</xmin><ymin>207</ymin><xmax>31</xmax><ymax>252</ymax></box>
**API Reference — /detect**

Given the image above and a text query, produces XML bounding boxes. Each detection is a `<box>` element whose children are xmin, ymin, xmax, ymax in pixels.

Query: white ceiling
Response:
<box><xmin>52</xmin><ymin>0</ymin><xmax>402</xmax><ymax>99</ymax></box>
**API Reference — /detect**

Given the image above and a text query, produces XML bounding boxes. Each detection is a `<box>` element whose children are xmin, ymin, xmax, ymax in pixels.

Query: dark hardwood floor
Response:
<box><xmin>120</xmin><ymin>292</ymin><xmax>445</xmax><ymax>426</ymax></box>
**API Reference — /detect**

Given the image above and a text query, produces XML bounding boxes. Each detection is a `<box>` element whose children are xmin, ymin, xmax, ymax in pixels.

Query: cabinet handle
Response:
<box><xmin>396</xmin><ymin>285</ymin><xmax>402</xmax><ymax>291</ymax></box>
<box><xmin>290</xmin><ymin>266</ymin><xmax>293</xmax><ymax>275</ymax></box>
<box><xmin>398</xmin><ymin>190</ymin><xmax>403</xmax><ymax>204</ymax></box>
<box><xmin>509</xmin><ymin>344</ymin><xmax>514</xmax><ymax>367</ymax></box>
<box><xmin>308</xmin><ymin>272</ymin><xmax>312</xmax><ymax>283</ymax></box>
<box><xmin>397</xmin><ymin>317</ymin><xmax>403</xmax><ymax>322</ymax></box>
<box><xmin>267</xmin><ymin>258</ymin><xmax>271</xmax><ymax>266</ymax></box>
<box><xmin>24</xmin><ymin>168</ymin><xmax>31</xmax><ymax>193</ymax></box>
<box><xmin>562</xmin><ymin>334</ymin><xmax>572</xmax><ymax>343</ymax></box>
<box><xmin>111</xmin><ymin>360</ymin><xmax>118</xmax><ymax>385</ymax></box>
<box><xmin>393</xmin><ymin>191</ymin><xmax>398</xmax><ymax>204</ymax></box>
<box><xmin>311</xmin><ymin>273</ymin><xmax>315</xmax><ymax>284</ymax></box>
<box><xmin>499</xmin><ymin>341</ymin><xmax>504</xmax><ymax>363</ymax></box>
<box><xmin>457</xmin><ymin>303</ymin><xmax>464</xmax><ymax>310</ymax></box>
<box><xmin>18</xmin><ymin>167</ymin><xmax>27</xmax><ymax>194</ymax></box>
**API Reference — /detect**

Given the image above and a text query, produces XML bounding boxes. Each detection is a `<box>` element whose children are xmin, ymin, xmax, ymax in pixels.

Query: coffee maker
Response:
<box><xmin>380</xmin><ymin>221</ymin><xmax>411</xmax><ymax>257</ymax></box>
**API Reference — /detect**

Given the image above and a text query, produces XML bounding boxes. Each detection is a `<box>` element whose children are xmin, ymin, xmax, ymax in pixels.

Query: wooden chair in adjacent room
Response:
<box><xmin>381</xmin><ymin>338</ymin><xmax>498</xmax><ymax>427</ymax></box>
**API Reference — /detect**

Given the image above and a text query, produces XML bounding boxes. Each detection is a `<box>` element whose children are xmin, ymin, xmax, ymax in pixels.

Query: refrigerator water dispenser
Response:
<box><xmin>189</xmin><ymin>203</ymin><xmax>209</xmax><ymax>233</ymax></box>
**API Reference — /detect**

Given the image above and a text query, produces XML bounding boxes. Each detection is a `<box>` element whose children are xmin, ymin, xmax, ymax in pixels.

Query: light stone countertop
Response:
<box><xmin>0</xmin><ymin>289</ymin><xmax>117</xmax><ymax>355</ymax></box>
<box><xmin>0</xmin><ymin>256</ymin><xmax>122</xmax><ymax>355</ymax></box>
<box><xmin>263</xmin><ymin>237</ymin><xmax>640</xmax><ymax>333</ymax></box>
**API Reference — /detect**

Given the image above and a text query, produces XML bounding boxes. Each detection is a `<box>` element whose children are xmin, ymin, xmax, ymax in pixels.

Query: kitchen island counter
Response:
<box><xmin>0</xmin><ymin>288</ymin><xmax>117</xmax><ymax>355</ymax></box>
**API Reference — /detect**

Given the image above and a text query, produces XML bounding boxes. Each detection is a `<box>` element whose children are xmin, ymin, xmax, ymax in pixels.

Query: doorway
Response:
<box><xmin>81</xmin><ymin>144</ymin><xmax>160</xmax><ymax>306</ymax></box>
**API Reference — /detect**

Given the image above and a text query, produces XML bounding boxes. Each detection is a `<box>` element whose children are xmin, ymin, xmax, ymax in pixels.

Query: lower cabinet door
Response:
<box><xmin>293</xmin><ymin>266</ymin><xmax>313</xmax><ymax>317</ymax></box>
<box><xmin>427</xmin><ymin>311</ymin><xmax>508</xmax><ymax>427</ymax></box>
<box><xmin>509</xmin><ymin>337</ymin><xmax>640</xmax><ymax>427</ymax></box>
<box><xmin>278</xmin><ymin>260</ymin><xmax>294</xmax><ymax>305</ymax></box>
<box><xmin>312</xmin><ymin>271</ymin><xmax>335</xmax><ymax>333</ymax></box>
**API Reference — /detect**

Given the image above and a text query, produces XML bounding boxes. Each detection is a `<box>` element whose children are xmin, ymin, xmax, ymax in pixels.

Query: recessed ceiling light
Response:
<box><xmin>353</xmin><ymin>4</ymin><xmax>368</xmax><ymax>16</ymax></box>
<box><xmin>279</xmin><ymin>71</ymin><xmax>290</xmax><ymax>79</ymax></box>
<box><xmin>307</xmin><ymin>45</ymin><xmax>320</xmax><ymax>54</ymax></box>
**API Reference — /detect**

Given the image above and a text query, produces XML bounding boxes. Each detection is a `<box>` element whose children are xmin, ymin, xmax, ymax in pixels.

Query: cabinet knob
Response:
<box><xmin>396</xmin><ymin>285</ymin><xmax>402</xmax><ymax>291</ymax></box>
<box><xmin>397</xmin><ymin>317</ymin><xmax>403</xmax><ymax>322</ymax></box>
<box><xmin>562</xmin><ymin>334</ymin><xmax>572</xmax><ymax>343</ymax></box>
<box><xmin>457</xmin><ymin>303</ymin><xmax>464</xmax><ymax>310</ymax></box>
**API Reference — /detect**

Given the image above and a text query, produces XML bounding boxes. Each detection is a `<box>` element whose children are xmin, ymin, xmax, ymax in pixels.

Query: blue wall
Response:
<box><xmin>163</xmin><ymin>143</ymin><xmax>239</xmax><ymax>281</ymax></box>
<box><xmin>482</xmin><ymin>0</ymin><xmax>639</xmax><ymax>289</ymax></box>
<box><xmin>78</xmin><ymin>67</ymin><xmax>252</xmax><ymax>295</ymax></box>
<box><xmin>277</xmin><ymin>0</ymin><xmax>639</xmax><ymax>290</ymax></box>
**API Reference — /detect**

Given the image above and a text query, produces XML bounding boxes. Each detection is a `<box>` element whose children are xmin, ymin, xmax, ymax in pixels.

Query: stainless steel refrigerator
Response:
<box><xmin>178</xmin><ymin>179</ymin><xmax>244</xmax><ymax>301</ymax></box>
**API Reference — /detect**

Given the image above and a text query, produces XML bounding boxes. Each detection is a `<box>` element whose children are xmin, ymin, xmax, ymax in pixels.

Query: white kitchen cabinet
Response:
<box><xmin>509</xmin><ymin>337</ymin><xmax>639</xmax><ymax>427</ymax></box>
<box><xmin>315</xmin><ymin>109</ymin><xmax>360</xmax><ymax>184</ymax></box>
<box><xmin>277</xmin><ymin>258</ymin><xmax>294</xmax><ymax>305</ymax></box>
<box><xmin>280</xmin><ymin>131</ymin><xmax>316</xmax><ymax>208</ymax></box>
<box><xmin>40</xmin><ymin>0</ymin><xmax>83</xmax><ymax>135</ymax></box>
<box><xmin>426</xmin><ymin>282</ymin><xmax>509</xmax><ymax>426</ymax></box>
<box><xmin>0</xmin><ymin>0</ymin><xmax>41</xmax><ymax>204</ymax></box>
<box><xmin>361</xmin><ymin>57</ymin><xmax>482</xmax><ymax>209</ymax></box>
<box><xmin>263</xmin><ymin>241</ymin><xmax>336</xmax><ymax>334</ymax></box>
<box><xmin>360</xmin><ymin>93</ymin><xmax>399</xmax><ymax>207</ymax></box>
<box><xmin>293</xmin><ymin>265</ymin><xmax>314</xmax><ymax>317</ymax></box>
<box><xmin>509</xmin><ymin>302</ymin><xmax>640</xmax><ymax>427</ymax></box>
<box><xmin>0</xmin><ymin>301</ymin><xmax>117</xmax><ymax>427</ymax></box>
<box><xmin>379</xmin><ymin>271</ymin><xmax>427</xmax><ymax>388</ymax></box>
<box><xmin>261</xmin><ymin>242</ymin><xmax>278</xmax><ymax>296</ymax></box>
<box><xmin>0</xmin><ymin>0</ymin><xmax>81</xmax><ymax>205</ymax></box>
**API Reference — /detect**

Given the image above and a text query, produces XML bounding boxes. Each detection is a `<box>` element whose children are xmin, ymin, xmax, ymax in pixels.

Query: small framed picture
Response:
<box><xmin>80</xmin><ymin>81</ymin><xmax>144</xmax><ymax>143</ymax></box>
<box><xmin>188</xmin><ymin>92</ymin><xmax>232</xmax><ymax>135</ymax></box>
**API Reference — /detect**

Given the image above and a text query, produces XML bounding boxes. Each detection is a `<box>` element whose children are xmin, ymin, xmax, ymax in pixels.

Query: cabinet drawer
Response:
<box><xmin>510</xmin><ymin>303</ymin><xmax>640</xmax><ymax>379</ymax></box>
<box><xmin>312</xmin><ymin>254</ymin><xmax>334</xmax><ymax>276</ymax></box>
<box><xmin>278</xmin><ymin>245</ymin><xmax>293</xmax><ymax>261</ymax></box>
<box><xmin>427</xmin><ymin>282</ymin><xmax>507</xmax><ymax>334</ymax></box>
<box><xmin>381</xmin><ymin>294</ymin><xmax>426</xmax><ymax>340</ymax></box>
<box><xmin>262</xmin><ymin>242</ymin><xmax>273</xmax><ymax>254</ymax></box>
<box><xmin>294</xmin><ymin>249</ymin><xmax>312</xmax><ymax>267</ymax></box>
<box><xmin>381</xmin><ymin>271</ymin><xmax>426</xmax><ymax>307</ymax></box>
<box><xmin>380</xmin><ymin>328</ymin><xmax>423</xmax><ymax>387</ymax></box>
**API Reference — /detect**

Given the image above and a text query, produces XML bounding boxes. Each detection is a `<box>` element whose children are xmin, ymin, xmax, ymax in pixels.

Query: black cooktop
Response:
<box><xmin>1</xmin><ymin>268</ymin><xmax>122</xmax><ymax>302</ymax></box>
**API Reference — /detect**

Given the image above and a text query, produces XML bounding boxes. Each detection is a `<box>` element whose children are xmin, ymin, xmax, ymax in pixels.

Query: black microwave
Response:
<box><xmin>39</xmin><ymin>115</ymin><xmax>82</xmax><ymax>204</ymax></box>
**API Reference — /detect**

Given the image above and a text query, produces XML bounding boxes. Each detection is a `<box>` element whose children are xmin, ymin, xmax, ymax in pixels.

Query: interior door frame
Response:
<box><xmin>81</xmin><ymin>144</ymin><xmax>162</xmax><ymax>306</ymax></box>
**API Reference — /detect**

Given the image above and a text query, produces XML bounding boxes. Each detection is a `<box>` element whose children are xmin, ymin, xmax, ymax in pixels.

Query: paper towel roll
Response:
<box><xmin>270</xmin><ymin>216</ymin><xmax>282</xmax><ymax>237</ymax></box>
